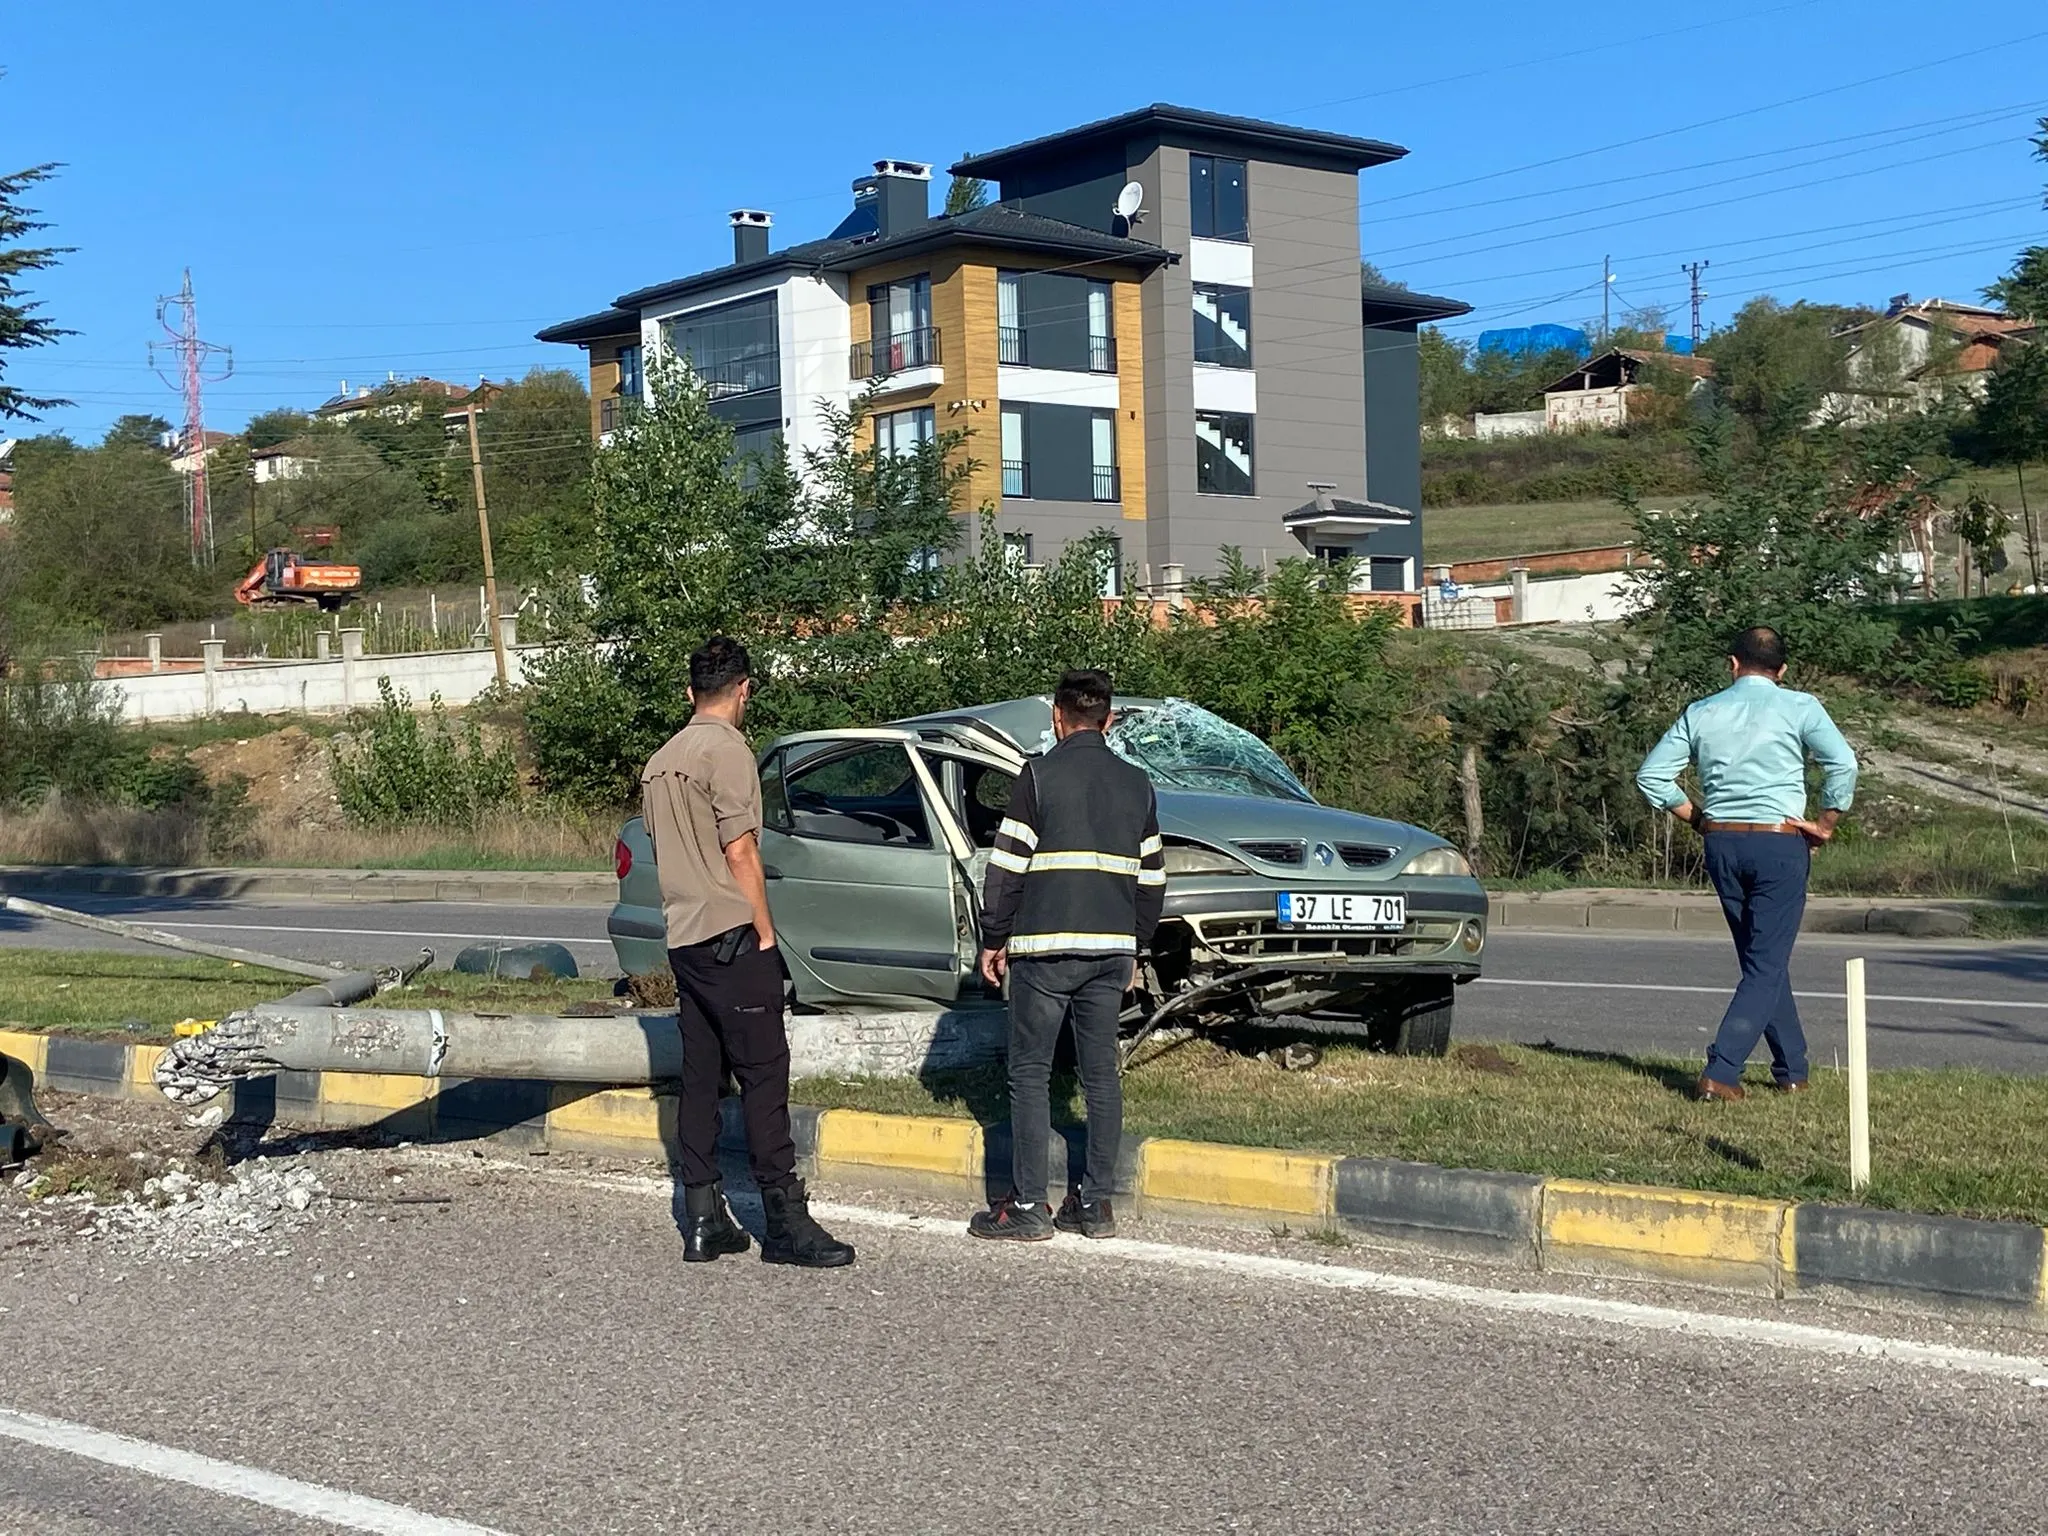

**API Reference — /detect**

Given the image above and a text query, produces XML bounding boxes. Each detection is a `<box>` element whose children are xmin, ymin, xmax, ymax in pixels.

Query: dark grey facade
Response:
<box><xmin>954</xmin><ymin>105</ymin><xmax>1468</xmax><ymax>587</ymax></box>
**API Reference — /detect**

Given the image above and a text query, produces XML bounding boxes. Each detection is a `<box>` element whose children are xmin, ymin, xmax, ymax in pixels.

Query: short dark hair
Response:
<box><xmin>1730</xmin><ymin>625</ymin><xmax>1787</xmax><ymax>672</ymax></box>
<box><xmin>689</xmin><ymin>636</ymin><xmax>752</xmax><ymax>698</ymax></box>
<box><xmin>1054</xmin><ymin>669</ymin><xmax>1113</xmax><ymax>729</ymax></box>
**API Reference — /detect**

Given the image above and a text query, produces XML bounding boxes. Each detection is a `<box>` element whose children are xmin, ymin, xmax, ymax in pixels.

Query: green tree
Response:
<box><xmin>244</xmin><ymin>407</ymin><xmax>312</xmax><ymax>450</ymax></box>
<box><xmin>1968</xmin><ymin>341</ymin><xmax>2048</xmax><ymax>588</ymax></box>
<box><xmin>1697</xmin><ymin>297</ymin><xmax>1865</xmax><ymax>442</ymax></box>
<box><xmin>944</xmin><ymin>161</ymin><xmax>989</xmax><ymax>216</ymax></box>
<box><xmin>1418</xmin><ymin>327</ymin><xmax>1469</xmax><ymax>424</ymax></box>
<box><xmin>457</xmin><ymin>368</ymin><xmax>594</xmax><ymax>581</ymax></box>
<box><xmin>102</xmin><ymin>414</ymin><xmax>173</xmax><ymax>450</ymax></box>
<box><xmin>0</xmin><ymin>159</ymin><xmax>70</xmax><ymax>420</ymax></box>
<box><xmin>1984</xmin><ymin>117</ymin><xmax>2048</xmax><ymax>321</ymax></box>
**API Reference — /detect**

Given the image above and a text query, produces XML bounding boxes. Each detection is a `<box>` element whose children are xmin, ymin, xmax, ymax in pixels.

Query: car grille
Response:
<box><xmin>1338</xmin><ymin>843</ymin><xmax>1398</xmax><ymax>869</ymax></box>
<box><xmin>1187</xmin><ymin>912</ymin><xmax>1465</xmax><ymax>962</ymax></box>
<box><xmin>1233</xmin><ymin>840</ymin><xmax>1305</xmax><ymax>866</ymax></box>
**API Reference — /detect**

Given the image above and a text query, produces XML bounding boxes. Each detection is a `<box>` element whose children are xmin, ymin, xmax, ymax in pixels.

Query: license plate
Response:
<box><xmin>1277</xmin><ymin>892</ymin><xmax>1406</xmax><ymax>932</ymax></box>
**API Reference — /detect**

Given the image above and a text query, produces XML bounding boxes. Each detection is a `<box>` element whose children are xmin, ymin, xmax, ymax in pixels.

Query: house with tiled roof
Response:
<box><xmin>1823</xmin><ymin>296</ymin><xmax>2037</xmax><ymax>425</ymax></box>
<box><xmin>539</xmin><ymin>104</ymin><xmax>1469</xmax><ymax>591</ymax></box>
<box><xmin>1540</xmin><ymin>348</ymin><xmax>1715</xmax><ymax>434</ymax></box>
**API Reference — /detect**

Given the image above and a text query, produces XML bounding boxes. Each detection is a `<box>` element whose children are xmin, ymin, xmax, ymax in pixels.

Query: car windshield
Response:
<box><xmin>1106</xmin><ymin>700</ymin><xmax>1314</xmax><ymax>803</ymax></box>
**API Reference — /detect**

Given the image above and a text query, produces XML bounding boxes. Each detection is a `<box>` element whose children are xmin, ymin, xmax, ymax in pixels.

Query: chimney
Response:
<box><xmin>853</xmin><ymin>160</ymin><xmax>932</xmax><ymax>240</ymax></box>
<box><xmin>730</xmin><ymin>209</ymin><xmax>772</xmax><ymax>265</ymax></box>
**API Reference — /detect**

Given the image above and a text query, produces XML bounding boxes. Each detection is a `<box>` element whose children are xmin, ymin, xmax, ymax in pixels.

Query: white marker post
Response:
<box><xmin>1845</xmin><ymin>957</ymin><xmax>1871</xmax><ymax>1192</ymax></box>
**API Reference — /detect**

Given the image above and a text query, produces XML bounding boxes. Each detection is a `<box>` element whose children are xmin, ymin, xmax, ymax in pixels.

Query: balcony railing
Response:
<box><xmin>1002</xmin><ymin>460</ymin><xmax>1029</xmax><ymax>499</ymax></box>
<box><xmin>691</xmin><ymin>354</ymin><xmax>779</xmax><ymax>400</ymax></box>
<box><xmin>1091</xmin><ymin>464</ymin><xmax>1120</xmax><ymax>503</ymax></box>
<box><xmin>1089</xmin><ymin>334</ymin><xmax>1117</xmax><ymax>373</ymax></box>
<box><xmin>851</xmin><ymin>326</ymin><xmax>941</xmax><ymax>381</ymax></box>
<box><xmin>999</xmin><ymin>324</ymin><xmax>1025</xmax><ymax>365</ymax></box>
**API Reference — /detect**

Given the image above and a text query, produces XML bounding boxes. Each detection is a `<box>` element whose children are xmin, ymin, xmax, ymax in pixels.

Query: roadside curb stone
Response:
<box><xmin>0</xmin><ymin>863</ymin><xmax>614</xmax><ymax>907</ymax></box>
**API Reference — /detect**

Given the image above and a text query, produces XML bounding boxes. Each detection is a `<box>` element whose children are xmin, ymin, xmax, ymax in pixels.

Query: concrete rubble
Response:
<box><xmin>8</xmin><ymin>1155</ymin><xmax>329</xmax><ymax>1263</ymax></box>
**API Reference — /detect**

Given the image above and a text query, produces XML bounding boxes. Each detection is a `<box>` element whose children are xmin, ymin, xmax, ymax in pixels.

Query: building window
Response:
<box><xmin>1087</xmin><ymin>281</ymin><xmax>1115</xmax><ymax>372</ymax></box>
<box><xmin>998</xmin><ymin>273</ymin><xmax>1024</xmax><ymax>364</ymax></box>
<box><xmin>1190</xmin><ymin>154</ymin><xmax>1249</xmax><ymax>241</ymax></box>
<box><xmin>618</xmin><ymin>343</ymin><xmax>644</xmax><ymax>401</ymax></box>
<box><xmin>1195</xmin><ymin>412</ymin><xmax>1255</xmax><ymax>496</ymax></box>
<box><xmin>1001</xmin><ymin>407</ymin><xmax>1028</xmax><ymax>498</ymax></box>
<box><xmin>1002</xmin><ymin>530</ymin><xmax>1033</xmax><ymax>568</ymax></box>
<box><xmin>1090</xmin><ymin>410</ymin><xmax>1118</xmax><ymax>503</ymax></box>
<box><xmin>864</xmin><ymin>276</ymin><xmax>935</xmax><ymax>375</ymax></box>
<box><xmin>662</xmin><ymin>294</ymin><xmax>779</xmax><ymax>399</ymax></box>
<box><xmin>1192</xmin><ymin>284</ymin><xmax>1252</xmax><ymax>368</ymax></box>
<box><xmin>875</xmin><ymin>407</ymin><xmax>935</xmax><ymax>458</ymax></box>
<box><xmin>1098</xmin><ymin>535</ymin><xmax>1124</xmax><ymax>599</ymax></box>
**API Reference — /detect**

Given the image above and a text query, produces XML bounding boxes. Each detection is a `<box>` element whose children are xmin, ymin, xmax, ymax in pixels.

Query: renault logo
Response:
<box><xmin>1313</xmin><ymin>843</ymin><xmax>1336</xmax><ymax>868</ymax></box>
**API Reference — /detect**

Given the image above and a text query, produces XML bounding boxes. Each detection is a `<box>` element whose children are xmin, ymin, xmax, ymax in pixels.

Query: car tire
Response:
<box><xmin>1370</xmin><ymin>979</ymin><xmax>1455</xmax><ymax>1058</ymax></box>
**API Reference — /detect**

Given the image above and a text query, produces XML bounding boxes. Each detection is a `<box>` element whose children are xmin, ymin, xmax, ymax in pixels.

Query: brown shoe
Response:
<box><xmin>1774</xmin><ymin>1080</ymin><xmax>1810</xmax><ymax>1094</ymax></box>
<box><xmin>1696</xmin><ymin>1076</ymin><xmax>1746</xmax><ymax>1102</ymax></box>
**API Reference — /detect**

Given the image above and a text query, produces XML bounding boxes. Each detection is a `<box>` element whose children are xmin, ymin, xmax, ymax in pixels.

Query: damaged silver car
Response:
<box><xmin>610</xmin><ymin>697</ymin><xmax>1486</xmax><ymax>1056</ymax></box>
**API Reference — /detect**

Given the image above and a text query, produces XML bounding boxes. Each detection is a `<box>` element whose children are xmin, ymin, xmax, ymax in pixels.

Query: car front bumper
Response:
<box><xmin>1160</xmin><ymin>878</ymin><xmax>1488</xmax><ymax>981</ymax></box>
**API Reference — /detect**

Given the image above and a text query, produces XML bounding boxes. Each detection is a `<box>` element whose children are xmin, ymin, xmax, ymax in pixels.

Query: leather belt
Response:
<box><xmin>1702</xmin><ymin>819</ymin><xmax>1800</xmax><ymax>834</ymax></box>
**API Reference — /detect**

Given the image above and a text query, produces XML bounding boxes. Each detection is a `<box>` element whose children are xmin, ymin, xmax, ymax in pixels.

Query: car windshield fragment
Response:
<box><xmin>1104</xmin><ymin>700</ymin><xmax>1313</xmax><ymax>803</ymax></box>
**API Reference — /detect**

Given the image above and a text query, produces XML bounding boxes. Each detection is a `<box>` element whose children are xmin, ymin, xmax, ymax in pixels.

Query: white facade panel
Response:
<box><xmin>995</xmin><ymin>366</ymin><xmax>1120</xmax><ymax>410</ymax></box>
<box><xmin>1192</xmin><ymin>365</ymin><xmax>1256</xmax><ymax>415</ymax></box>
<box><xmin>1188</xmin><ymin>237</ymin><xmax>1254</xmax><ymax>287</ymax></box>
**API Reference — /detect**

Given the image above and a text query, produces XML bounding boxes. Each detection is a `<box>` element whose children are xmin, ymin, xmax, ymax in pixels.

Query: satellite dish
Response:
<box><xmin>1114</xmin><ymin>181</ymin><xmax>1145</xmax><ymax>222</ymax></box>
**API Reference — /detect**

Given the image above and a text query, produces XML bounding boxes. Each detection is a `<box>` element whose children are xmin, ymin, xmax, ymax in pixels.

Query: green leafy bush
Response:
<box><xmin>331</xmin><ymin>678</ymin><xmax>520</xmax><ymax>828</ymax></box>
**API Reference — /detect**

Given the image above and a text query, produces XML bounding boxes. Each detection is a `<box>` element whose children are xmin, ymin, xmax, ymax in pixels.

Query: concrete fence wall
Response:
<box><xmin>108</xmin><ymin>629</ymin><xmax>544</xmax><ymax>722</ymax></box>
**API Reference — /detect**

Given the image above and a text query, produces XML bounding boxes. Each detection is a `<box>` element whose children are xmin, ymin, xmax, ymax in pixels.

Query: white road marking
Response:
<box><xmin>453</xmin><ymin>1155</ymin><xmax>2048</xmax><ymax>1389</ymax></box>
<box><xmin>38</xmin><ymin>919</ymin><xmax>614</xmax><ymax>950</ymax></box>
<box><xmin>1474</xmin><ymin>976</ymin><xmax>2048</xmax><ymax>1012</ymax></box>
<box><xmin>0</xmin><ymin>1406</ymin><xmax>510</xmax><ymax>1534</ymax></box>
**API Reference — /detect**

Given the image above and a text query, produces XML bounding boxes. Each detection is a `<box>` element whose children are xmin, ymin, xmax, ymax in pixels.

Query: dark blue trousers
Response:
<box><xmin>1702</xmin><ymin>831</ymin><xmax>1810</xmax><ymax>1087</ymax></box>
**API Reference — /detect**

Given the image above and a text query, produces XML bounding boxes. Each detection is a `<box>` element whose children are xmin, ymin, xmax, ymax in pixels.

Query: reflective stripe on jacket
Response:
<box><xmin>979</xmin><ymin>730</ymin><xmax>1165</xmax><ymax>959</ymax></box>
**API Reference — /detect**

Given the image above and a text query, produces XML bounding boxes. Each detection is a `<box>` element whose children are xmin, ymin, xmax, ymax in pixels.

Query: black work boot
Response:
<box><xmin>681</xmin><ymin>1180</ymin><xmax>751</xmax><ymax>1263</ymax></box>
<box><xmin>760</xmin><ymin>1181</ymin><xmax>856</xmax><ymax>1268</ymax></box>
<box><xmin>969</xmin><ymin>1193</ymin><xmax>1056</xmax><ymax>1242</ymax></box>
<box><xmin>1054</xmin><ymin>1191</ymin><xmax>1117</xmax><ymax>1240</ymax></box>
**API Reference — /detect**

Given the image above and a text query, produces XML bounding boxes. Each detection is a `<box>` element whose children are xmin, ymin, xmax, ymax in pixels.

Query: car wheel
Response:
<box><xmin>1369</xmin><ymin>979</ymin><xmax>1455</xmax><ymax>1058</ymax></box>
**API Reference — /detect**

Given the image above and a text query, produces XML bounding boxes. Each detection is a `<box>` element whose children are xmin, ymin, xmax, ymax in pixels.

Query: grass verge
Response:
<box><xmin>796</xmin><ymin>1037</ymin><xmax>2048</xmax><ymax>1224</ymax></box>
<box><xmin>0</xmin><ymin>949</ymin><xmax>615</xmax><ymax>1039</ymax></box>
<box><xmin>1422</xmin><ymin>499</ymin><xmax>1637</xmax><ymax>565</ymax></box>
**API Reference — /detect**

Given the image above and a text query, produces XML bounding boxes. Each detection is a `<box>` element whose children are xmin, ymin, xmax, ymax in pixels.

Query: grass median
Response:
<box><xmin>0</xmin><ymin>948</ymin><xmax>615</xmax><ymax>1038</ymax></box>
<box><xmin>795</xmin><ymin>1038</ymin><xmax>2048</xmax><ymax>1226</ymax></box>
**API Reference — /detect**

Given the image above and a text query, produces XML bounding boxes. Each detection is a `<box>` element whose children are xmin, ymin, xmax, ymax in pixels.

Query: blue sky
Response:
<box><xmin>6</xmin><ymin>0</ymin><xmax>2045</xmax><ymax>442</ymax></box>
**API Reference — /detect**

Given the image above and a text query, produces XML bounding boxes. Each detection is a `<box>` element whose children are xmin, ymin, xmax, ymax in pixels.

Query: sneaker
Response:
<box><xmin>1055</xmin><ymin>1192</ymin><xmax>1117</xmax><ymax>1239</ymax></box>
<box><xmin>968</xmin><ymin>1194</ymin><xmax>1055</xmax><ymax>1242</ymax></box>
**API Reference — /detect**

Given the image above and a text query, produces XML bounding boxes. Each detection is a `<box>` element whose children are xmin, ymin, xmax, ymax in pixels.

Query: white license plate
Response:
<box><xmin>1277</xmin><ymin>892</ymin><xmax>1406</xmax><ymax>932</ymax></box>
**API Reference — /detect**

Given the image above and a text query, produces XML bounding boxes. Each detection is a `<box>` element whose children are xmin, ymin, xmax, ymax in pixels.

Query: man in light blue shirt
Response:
<box><xmin>1636</xmin><ymin>625</ymin><xmax>1859</xmax><ymax>1100</ymax></box>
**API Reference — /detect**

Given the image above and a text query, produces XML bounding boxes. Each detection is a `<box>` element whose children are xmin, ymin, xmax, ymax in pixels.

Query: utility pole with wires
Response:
<box><xmin>1682</xmin><ymin>259</ymin><xmax>1711</xmax><ymax>348</ymax></box>
<box><xmin>464</xmin><ymin>402</ymin><xmax>510</xmax><ymax>687</ymax></box>
<box><xmin>149</xmin><ymin>269</ymin><xmax>233</xmax><ymax>567</ymax></box>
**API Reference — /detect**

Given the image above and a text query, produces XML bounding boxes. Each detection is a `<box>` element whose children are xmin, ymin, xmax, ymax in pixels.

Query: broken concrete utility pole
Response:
<box><xmin>153</xmin><ymin>1001</ymin><xmax>1005</xmax><ymax>1105</ymax></box>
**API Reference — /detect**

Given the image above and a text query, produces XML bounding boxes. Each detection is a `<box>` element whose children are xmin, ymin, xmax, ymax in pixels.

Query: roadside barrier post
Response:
<box><xmin>200</xmin><ymin>638</ymin><xmax>224</xmax><ymax>716</ymax></box>
<box><xmin>340</xmin><ymin>627</ymin><xmax>364</xmax><ymax>710</ymax></box>
<box><xmin>1846</xmin><ymin>957</ymin><xmax>1871</xmax><ymax>1192</ymax></box>
<box><xmin>145</xmin><ymin>633</ymin><xmax>162</xmax><ymax>673</ymax></box>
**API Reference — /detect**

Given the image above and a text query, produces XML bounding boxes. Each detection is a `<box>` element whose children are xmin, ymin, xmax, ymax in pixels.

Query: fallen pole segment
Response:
<box><xmin>2</xmin><ymin>895</ymin><xmax>345</xmax><ymax>983</ymax></box>
<box><xmin>154</xmin><ymin>1004</ymin><xmax>684</xmax><ymax>1105</ymax></box>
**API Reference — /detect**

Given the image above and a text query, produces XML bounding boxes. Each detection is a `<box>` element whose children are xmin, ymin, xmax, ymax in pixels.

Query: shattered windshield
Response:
<box><xmin>1105</xmin><ymin>700</ymin><xmax>1314</xmax><ymax>803</ymax></box>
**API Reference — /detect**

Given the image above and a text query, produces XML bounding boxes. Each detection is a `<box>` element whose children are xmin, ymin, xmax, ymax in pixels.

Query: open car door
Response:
<box><xmin>757</xmin><ymin>729</ymin><xmax>981</xmax><ymax>1008</ymax></box>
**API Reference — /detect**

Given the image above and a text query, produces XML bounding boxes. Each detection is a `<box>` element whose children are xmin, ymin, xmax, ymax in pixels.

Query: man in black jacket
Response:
<box><xmin>970</xmin><ymin>670</ymin><xmax>1165</xmax><ymax>1242</ymax></box>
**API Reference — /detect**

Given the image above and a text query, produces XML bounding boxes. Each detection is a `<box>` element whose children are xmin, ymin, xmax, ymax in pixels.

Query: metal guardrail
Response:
<box><xmin>851</xmin><ymin>326</ymin><xmax>940</xmax><ymax>381</ymax></box>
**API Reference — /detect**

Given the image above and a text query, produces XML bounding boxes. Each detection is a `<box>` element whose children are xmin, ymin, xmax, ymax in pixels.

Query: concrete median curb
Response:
<box><xmin>1489</xmin><ymin>889</ymin><xmax>1987</xmax><ymax>938</ymax></box>
<box><xmin>7</xmin><ymin>1026</ymin><xmax>2044</xmax><ymax>1327</ymax></box>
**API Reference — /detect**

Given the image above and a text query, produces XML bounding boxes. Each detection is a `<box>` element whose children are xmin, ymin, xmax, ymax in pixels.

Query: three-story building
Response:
<box><xmin>538</xmin><ymin>104</ymin><xmax>1466</xmax><ymax>590</ymax></box>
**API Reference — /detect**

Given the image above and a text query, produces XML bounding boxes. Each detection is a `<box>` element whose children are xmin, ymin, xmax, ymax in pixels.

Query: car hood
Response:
<box><xmin>1155</xmin><ymin>790</ymin><xmax>1443</xmax><ymax>860</ymax></box>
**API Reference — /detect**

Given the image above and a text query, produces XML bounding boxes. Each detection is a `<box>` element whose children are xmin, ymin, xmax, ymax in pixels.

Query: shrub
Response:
<box><xmin>331</xmin><ymin>678</ymin><xmax>520</xmax><ymax>828</ymax></box>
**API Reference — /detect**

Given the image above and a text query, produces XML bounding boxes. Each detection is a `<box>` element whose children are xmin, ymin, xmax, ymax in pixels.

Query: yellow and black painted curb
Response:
<box><xmin>7</xmin><ymin>1028</ymin><xmax>2043</xmax><ymax>1322</ymax></box>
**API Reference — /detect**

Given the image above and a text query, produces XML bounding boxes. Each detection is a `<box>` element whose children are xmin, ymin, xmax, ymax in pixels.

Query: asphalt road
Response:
<box><xmin>4</xmin><ymin>894</ymin><xmax>2045</xmax><ymax>1073</ymax></box>
<box><xmin>5</xmin><ymin>1133</ymin><xmax>2048</xmax><ymax>1535</ymax></box>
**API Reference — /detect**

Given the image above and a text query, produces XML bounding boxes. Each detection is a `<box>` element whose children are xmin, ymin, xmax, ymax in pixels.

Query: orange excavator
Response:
<box><xmin>234</xmin><ymin>548</ymin><xmax>363</xmax><ymax>611</ymax></box>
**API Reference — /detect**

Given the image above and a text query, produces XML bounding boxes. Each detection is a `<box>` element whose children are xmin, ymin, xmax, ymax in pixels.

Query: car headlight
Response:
<box><xmin>1163</xmin><ymin>845</ymin><xmax>1249</xmax><ymax>877</ymax></box>
<box><xmin>1398</xmin><ymin>847</ymin><xmax>1473</xmax><ymax>878</ymax></box>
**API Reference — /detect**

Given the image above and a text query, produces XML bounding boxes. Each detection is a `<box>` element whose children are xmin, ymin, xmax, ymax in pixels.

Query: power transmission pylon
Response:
<box><xmin>149</xmin><ymin>269</ymin><xmax>233</xmax><ymax>566</ymax></box>
<box><xmin>1682</xmin><ymin>259</ymin><xmax>1711</xmax><ymax>348</ymax></box>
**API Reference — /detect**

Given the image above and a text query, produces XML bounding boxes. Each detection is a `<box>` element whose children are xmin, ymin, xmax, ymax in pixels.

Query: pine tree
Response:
<box><xmin>0</xmin><ymin>160</ymin><xmax>71</xmax><ymax>420</ymax></box>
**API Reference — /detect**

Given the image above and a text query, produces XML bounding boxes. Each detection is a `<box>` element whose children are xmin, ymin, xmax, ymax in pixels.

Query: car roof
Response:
<box><xmin>893</xmin><ymin>696</ymin><xmax>1168</xmax><ymax>754</ymax></box>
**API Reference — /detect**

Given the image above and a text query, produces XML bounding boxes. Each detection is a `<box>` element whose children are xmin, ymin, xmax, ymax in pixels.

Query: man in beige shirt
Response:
<box><xmin>641</xmin><ymin>636</ymin><xmax>853</xmax><ymax>1269</ymax></box>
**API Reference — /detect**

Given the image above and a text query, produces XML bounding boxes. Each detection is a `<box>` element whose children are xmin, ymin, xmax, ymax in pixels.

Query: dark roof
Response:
<box><xmin>1284</xmin><ymin>495</ymin><xmax>1415</xmax><ymax>528</ymax></box>
<box><xmin>1360</xmin><ymin>279</ymin><xmax>1471</xmax><ymax>325</ymax></box>
<box><xmin>1540</xmin><ymin>347</ymin><xmax>1715</xmax><ymax>395</ymax></box>
<box><xmin>593</xmin><ymin>205</ymin><xmax>1172</xmax><ymax>319</ymax></box>
<box><xmin>534</xmin><ymin>307</ymin><xmax>640</xmax><ymax>345</ymax></box>
<box><xmin>818</xmin><ymin>203</ymin><xmax>1172</xmax><ymax>273</ymax></box>
<box><xmin>953</xmin><ymin>104</ymin><xmax>1406</xmax><ymax>179</ymax></box>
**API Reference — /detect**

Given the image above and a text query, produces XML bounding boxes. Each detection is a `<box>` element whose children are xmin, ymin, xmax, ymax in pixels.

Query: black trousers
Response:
<box><xmin>1008</xmin><ymin>954</ymin><xmax>1128</xmax><ymax>1205</ymax></box>
<box><xmin>668</xmin><ymin>930</ymin><xmax>796</xmax><ymax>1192</ymax></box>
